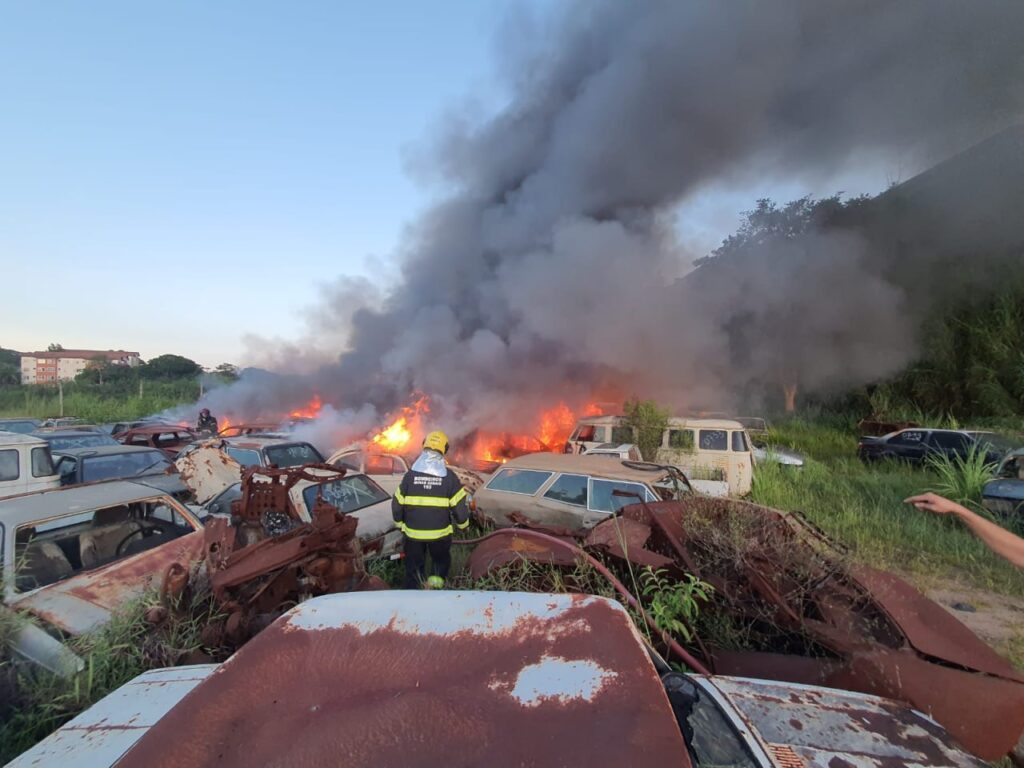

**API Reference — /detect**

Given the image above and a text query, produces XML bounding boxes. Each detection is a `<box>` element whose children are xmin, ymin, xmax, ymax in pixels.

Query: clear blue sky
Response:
<box><xmin>0</xmin><ymin>1</ymin><xmax>886</xmax><ymax>368</ymax></box>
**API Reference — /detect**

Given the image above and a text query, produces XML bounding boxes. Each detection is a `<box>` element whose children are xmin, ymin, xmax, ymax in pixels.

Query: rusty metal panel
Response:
<box><xmin>701</xmin><ymin>675</ymin><xmax>986</xmax><ymax>768</ymax></box>
<box><xmin>10</xmin><ymin>532</ymin><xmax>203</xmax><ymax>635</ymax></box>
<box><xmin>467</xmin><ymin>530</ymin><xmax>580</xmax><ymax>578</ymax></box>
<box><xmin>6</xmin><ymin>665</ymin><xmax>217</xmax><ymax>768</ymax></box>
<box><xmin>118</xmin><ymin>592</ymin><xmax>691</xmax><ymax>768</ymax></box>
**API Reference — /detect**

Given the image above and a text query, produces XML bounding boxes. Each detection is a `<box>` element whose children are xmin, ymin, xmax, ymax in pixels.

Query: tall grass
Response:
<box><xmin>925</xmin><ymin>445</ymin><xmax>997</xmax><ymax>510</ymax></box>
<box><xmin>752</xmin><ymin>433</ymin><xmax>1024</xmax><ymax>596</ymax></box>
<box><xmin>0</xmin><ymin>381</ymin><xmax>199</xmax><ymax>421</ymax></box>
<box><xmin>0</xmin><ymin>592</ymin><xmax>210</xmax><ymax>763</ymax></box>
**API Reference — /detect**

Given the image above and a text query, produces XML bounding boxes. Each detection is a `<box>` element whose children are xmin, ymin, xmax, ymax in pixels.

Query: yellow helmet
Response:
<box><xmin>423</xmin><ymin>430</ymin><xmax>450</xmax><ymax>455</ymax></box>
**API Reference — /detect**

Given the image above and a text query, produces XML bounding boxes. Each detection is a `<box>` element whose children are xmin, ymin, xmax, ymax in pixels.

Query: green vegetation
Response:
<box><xmin>623</xmin><ymin>398</ymin><xmax>669</xmax><ymax>461</ymax></box>
<box><xmin>0</xmin><ymin>592</ymin><xmax>212</xmax><ymax>764</ymax></box>
<box><xmin>0</xmin><ymin>380</ymin><xmax>200</xmax><ymax>421</ymax></box>
<box><xmin>0</xmin><ymin>351</ymin><xmax>217</xmax><ymax>421</ymax></box>
<box><xmin>639</xmin><ymin>569</ymin><xmax>712</xmax><ymax>642</ymax></box>
<box><xmin>755</xmin><ymin>419</ymin><xmax>1024</xmax><ymax>596</ymax></box>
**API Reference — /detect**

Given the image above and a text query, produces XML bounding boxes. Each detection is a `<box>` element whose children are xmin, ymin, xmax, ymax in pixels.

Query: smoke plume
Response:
<box><xmin>221</xmin><ymin>0</ymin><xmax>1024</xmax><ymax>441</ymax></box>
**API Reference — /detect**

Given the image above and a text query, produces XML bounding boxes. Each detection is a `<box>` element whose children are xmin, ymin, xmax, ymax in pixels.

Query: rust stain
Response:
<box><xmin>117</xmin><ymin>598</ymin><xmax>689</xmax><ymax>768</ymax></box>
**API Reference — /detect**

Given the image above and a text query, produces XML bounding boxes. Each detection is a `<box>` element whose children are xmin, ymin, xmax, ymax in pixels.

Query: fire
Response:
<box><xmin>289</xmin><ymin>395</ymin><xmax>323</xmax><ymax>420</ymax></box>
<box><xmin>538</xmin><ymin>402</ymin><xmax>577</xmax><ymax>448</ymax></box>
<box><xmin>370</xmin><ymin>394</ymin><xmax>431</xmax><ymax>453</ymax></box>
<box><xmin>219</xmin><ymin>415</ymin><xmax>233</xmax><ymax>434</ymax></box>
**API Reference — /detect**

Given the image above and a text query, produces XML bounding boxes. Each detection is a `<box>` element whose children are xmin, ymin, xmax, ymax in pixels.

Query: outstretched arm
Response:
<box><xmin>905</xmin><ymin>492</ymin><xmax>1024</xmax><ymax>568</ymax></box>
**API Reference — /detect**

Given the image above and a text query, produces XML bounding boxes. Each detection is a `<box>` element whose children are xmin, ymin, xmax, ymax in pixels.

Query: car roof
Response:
<box><xmin>575</xmin><ymin>415</ymin><xmax>744</xmax><ymax>430</ymax></box>
<box><xmin>122</xmin><ymin>424</ymin><xmax>194</xmax><ymax>435</ymax></box>
<box><xmin>53</xmin><ymin>445</ymin><xmax>166</xmax><ymax>458</ymax></box>
<box><xmin>114</xmin><ymin>592</ymin><xmax>687</xmax><ymax>766</ymax></box>
<box><xmin>0</xmin><ymin>480</ymin><xmax>177</xmax><ymax>527</ymax></box>
<box><xmin>0</xmin><ymin>417</ymin><xmax>40</xmax><ymax>424</ymax></box>
<box><xmin>222</xmin><ymin>437</ymin><xmax>312</xmax><ymax>449</ymax></box>
<box><xmin>33</xmin><ymin>430</ymin><xmax>109</xmax><ymax>440</ymax></box>
<box><xmin>495</xmin><ymin>452</ymin><xmax>669</xmax><ymax>483</ymax></box>
<box><xmin>0</xmin><ymin>432</ymin><xmax>48</xmax><ymax>447</ymax></box>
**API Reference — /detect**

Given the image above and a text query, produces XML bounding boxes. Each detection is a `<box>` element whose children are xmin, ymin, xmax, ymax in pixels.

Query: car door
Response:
<box><xmin>887</xmin><ymin>429</ymin><xmax>928</xmax><ymax>462</ymax></box>
<box><xmin>927</xmin><ymin>431</ymin><xmax>971</xmax><ymax>462</ymax></box>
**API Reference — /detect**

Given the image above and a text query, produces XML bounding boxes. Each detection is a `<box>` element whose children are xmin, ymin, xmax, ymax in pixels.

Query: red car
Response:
<box><xmin>115</xmin><ymin>424</ymin><xmax>197</xmax><ymax>459</ymax></box>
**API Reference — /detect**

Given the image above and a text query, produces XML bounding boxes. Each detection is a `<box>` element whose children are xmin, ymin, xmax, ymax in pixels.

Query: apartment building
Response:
<box><xmin>20</xmin><ymin>350</ymin><xmax>141</xmax><ymax>384</ymax></box>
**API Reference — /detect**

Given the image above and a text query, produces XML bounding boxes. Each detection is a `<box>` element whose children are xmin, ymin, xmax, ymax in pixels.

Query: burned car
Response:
<box><xmin>467</xmin><ymin>496</ymin><xmax>1024</xmax><ymax>760</ymax></box>
<box><xmin>473</xmin><ymin>453</ymin><xmax>692</xmax><ymax>532</ymax></box>
<box><xmin>0</xmin><ymin>481</ymin><xmax>204</xmax><ymax>674</ymax></box>
<box><xmin>982</xmin><ymin>447</ymin><xmax>1024</xmax><ymax>517</ymax></box>
<box><xmin>176</xmin><ymin>444</ymin><xmax>400</xmax><ymax>554</ymax></box>
<box><xmin>10</xmin><ymin>591</ymin><xmax>986</xmax><ymax>768</ymax></box>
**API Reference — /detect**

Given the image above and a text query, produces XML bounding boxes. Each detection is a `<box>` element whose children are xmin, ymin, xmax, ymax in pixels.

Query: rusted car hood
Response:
<box><xmin>9</xmin><ymin>532</ymin><xmax>204</xmax><ymax>635</ymax></box>
<box><xmin>117</xmin><ymin>591</ymin><xmax>690</xmax><ymax>768</ymax></box>
<box><xmin>701</xmin><ymin>676</ymin><xmax>985</xmax><ymax>768</ymax></box>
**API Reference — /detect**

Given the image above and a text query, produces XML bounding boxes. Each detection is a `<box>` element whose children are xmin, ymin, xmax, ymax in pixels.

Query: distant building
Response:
<box><xmin>20</xmin><ymin>350</ymin><xmax>141</xmax><ymax>384</ymax></box>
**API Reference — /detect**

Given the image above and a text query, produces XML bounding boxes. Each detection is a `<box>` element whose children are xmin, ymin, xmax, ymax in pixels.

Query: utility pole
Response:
<box><xmin>58</xmin><ymin>380</ymin><xmax>64</xmax><ymax>417</ymax></box>
<box><xmin>139</xmin><ymin>378</ymin><xmax>144</xmax><ymax>399</ymax></box>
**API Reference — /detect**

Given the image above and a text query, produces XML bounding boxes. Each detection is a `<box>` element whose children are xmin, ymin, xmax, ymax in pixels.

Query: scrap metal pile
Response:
<box><xmin>466</xmin><ymin>496</ymin><xmax>1024</xmax><ymax>761</ymax></box>
<box><xmin>166</xmin><ymin>465</ymin><xmax>385</xmax><ymax>649</ymax></box>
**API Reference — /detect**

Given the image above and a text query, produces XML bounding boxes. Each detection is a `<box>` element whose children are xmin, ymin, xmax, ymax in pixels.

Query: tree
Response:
<box><xmin>46</xmin><ymin>343</ymin><xmax>64</xmax><ymax>352</ymax></box>
<box><xmin>623</xmin><ymin>398</ymin><xmax>669</xmax><ymax>461</ymax></box>
<box><xmin>140</xmin><ymin>354</ymin><xmax>202</xmax><ymax>380</ymax></box>
<box><xmin>214</xmin><ymin>363</ymin><xmax>239</xmax><ymax>382</ymax></box>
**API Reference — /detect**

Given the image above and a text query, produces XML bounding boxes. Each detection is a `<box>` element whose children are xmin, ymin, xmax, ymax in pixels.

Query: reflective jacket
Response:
<box><xmin>392</xmin><ymin>469</ymin><xmax>470</xmax><ymax>540</ymax></box>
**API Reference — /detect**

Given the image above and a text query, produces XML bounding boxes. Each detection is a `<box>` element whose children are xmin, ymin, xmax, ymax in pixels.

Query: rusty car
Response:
<box><xmin>466</xmin><ymin>496</ymin><xmax>1024</xmax><ymax>761</ymax></box>
<box><xmin>116</xmin><ymin>424</ymin><xmax>198</xmax><ymax>459</ymax></box>
<box><xmin>10</xmin><ymin>590</ymin><xmax>986</xmax><ymax>767</ymax></box>
<box><xmin>0</xmin><ymin>481</ymin><xmax>204</xmax><ymax>674</ymax></box>
<box><xmin>176</xmin><ymin>444</ymin><xmax>401</xmax><ymax>554</ymax></box>
<box><xmin>472</xmin><ymin>452</ymin><xmax>693</xmax><ymax>532</ymax></box>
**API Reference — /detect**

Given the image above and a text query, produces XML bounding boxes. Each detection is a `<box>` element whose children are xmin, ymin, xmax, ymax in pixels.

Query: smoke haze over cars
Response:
<box><xmin>224</xmin><ymin>0</ymin><xmax>1024</xmax><ymax>438</ymax></box>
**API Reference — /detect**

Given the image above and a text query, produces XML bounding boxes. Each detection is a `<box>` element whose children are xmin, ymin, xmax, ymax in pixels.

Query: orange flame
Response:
<box><xmin>370</xmin><ymin>394</ymin><xmax>431</xmax><ymax>453</ymax></box>
<box><xmin>289</xmin><ymin>395</ymin><xmax>323</xmax><ymax>420</ymax></box>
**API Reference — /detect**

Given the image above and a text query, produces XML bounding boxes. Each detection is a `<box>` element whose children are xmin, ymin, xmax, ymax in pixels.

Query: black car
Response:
<box><xmin>52</xmin><ymin>444</ymin><xmax>190</xmax><ymax>499</ymax></box>
<box><xmin>857</xmin><ymin>428</ymin><xmax>1014</xmax><ymax>465</ymax></box>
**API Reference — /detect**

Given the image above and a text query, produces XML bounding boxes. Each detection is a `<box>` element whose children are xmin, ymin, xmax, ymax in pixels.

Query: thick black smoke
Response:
<box><xmin>226</xmin><ymin>0</ymin><xmax>1024</xmax><ymax>440</ymax></box>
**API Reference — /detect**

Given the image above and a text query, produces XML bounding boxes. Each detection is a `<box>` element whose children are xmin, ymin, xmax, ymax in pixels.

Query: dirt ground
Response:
<box><xmin>914</xmin><ymin>577</ymin><xmax>1024</xmax><ymax>669</ymax></box>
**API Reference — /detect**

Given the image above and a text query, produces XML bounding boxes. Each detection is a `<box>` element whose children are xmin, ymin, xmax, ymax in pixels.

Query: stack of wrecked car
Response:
<box><xmin>467</xmin><ymin>495</ymin><xmax>1024</xmax><ymax>761</ymax></box>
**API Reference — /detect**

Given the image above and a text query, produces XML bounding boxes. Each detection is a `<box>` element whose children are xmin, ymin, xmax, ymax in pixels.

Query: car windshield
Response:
<box><xmin>668</xmin><ymin>677</ymin><xmax>758</xmax><ymax>768</ymax></box>
<box><xmin>82</xmin><ymin>451</ymin><xmax>173</xmax><ymax>481</ymax></box>
<box><xmin>46</xmin><ymin>434</ymin><xmax>119</xmax><ymax>450</ymax></box>
<box><xmin>302</xmin><ymin>475</ymin><xmax>390</xmax><ymax>514</ymax></box>
<box><xmin>970</xmin><ymin>432</ymin><xmax>1018</xmax><ymax>453</ymax></box>
<box><xmin>265</xmin><ymin>443</ymin><xmax>323</xmax><ymax>468</ymax></box>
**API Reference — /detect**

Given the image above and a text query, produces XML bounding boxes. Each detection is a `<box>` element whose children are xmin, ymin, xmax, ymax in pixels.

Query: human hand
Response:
<box><xmin>904</xmin><ymin>492</ymin><xmax>966</xmax><ymax>517</ymax></box>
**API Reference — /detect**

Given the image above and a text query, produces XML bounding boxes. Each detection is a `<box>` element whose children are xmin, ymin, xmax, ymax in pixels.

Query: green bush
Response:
<box><xmin>623</xmin><ymin>398</ymin><xmax>669</xmax><ymax>461</ymax></box>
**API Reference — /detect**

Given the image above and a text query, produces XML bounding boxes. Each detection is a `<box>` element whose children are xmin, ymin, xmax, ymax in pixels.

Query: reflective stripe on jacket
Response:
<box><xmin>392</xmin><ymin>470</ymin><xmax>470</xmax><ymax>540</ymax></box>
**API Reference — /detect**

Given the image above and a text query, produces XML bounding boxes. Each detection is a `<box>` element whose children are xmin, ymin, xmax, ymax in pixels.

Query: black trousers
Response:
<box><xmin>403</xmin><ymin>535</ymin><xmax>452</xmax><ymax>589</ymax></box>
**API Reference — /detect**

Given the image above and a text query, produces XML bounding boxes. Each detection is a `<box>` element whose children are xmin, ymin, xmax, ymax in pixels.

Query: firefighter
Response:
<box><xmin>392</xmin><ymin>430</ymin><xmax>470</xmax><ymax>589</ymax></box>
<box><xmin>196</xmin><ymin>408</ymin><xmax>218</xmax><ymax>435</ymax></box>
